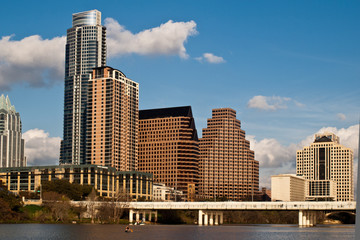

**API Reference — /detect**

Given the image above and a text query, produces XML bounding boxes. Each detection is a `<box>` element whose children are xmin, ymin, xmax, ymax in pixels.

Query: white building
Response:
<box><xmin>153</xmin><ymin>183</ymin><xmax>184</xmax><ymax>201</ymax></box>
<box><xmin>297</xmin><ymin>132</ymin><xmax>353</xmax><ymax>201</ymax></box>
<box><xmin>271</xmin><ymin>174</ymin><xmax>306</xmax><ymax>201</ymax></box>
<box><xmin>0</xmin><ymin>95</ymin><xmax>26</xmax><ymax>167</ymax></box>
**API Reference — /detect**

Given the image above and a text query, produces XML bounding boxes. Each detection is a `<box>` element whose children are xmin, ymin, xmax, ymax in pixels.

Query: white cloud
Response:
<box><xmin>0</xmin><ymin>18</ymin><xmax>197</xmax><ymax>90</ymax></box>
<box><xmin>248</xmin><ymin>124</ymin><xmax>359</xmax><ymax>188</ymax></box>
<box><xmin>105</xmin><ymin>18</ymin><xmax>197</xmax><ymax>59</ymax></box>
<box><xmin>0</xmin><ymin>35</ymin><xmax>65</xmax><ymax>90</ymax></box>
<box><xmin>23</xmin><ymin>128</ymin><xmax>61</xmax><ymax>166</ymax></box>
<box><xmin>247</xmin><ymin>95</ymin><xmax>292</xmax><ymax>111</ymax></box>
<box><xmin>337</xmin><ymin>113</ymin><xmax>346</xmax><ymax>121</ymax></box>
<box><xmin>196</xmin><ymin>53</ymin><xmax>225</xmax><ymax>63</ymax></box>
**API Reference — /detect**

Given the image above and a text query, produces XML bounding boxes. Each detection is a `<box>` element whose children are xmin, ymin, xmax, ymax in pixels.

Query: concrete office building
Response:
<box><xmin>86</xmin><ymin>66</ymin><xmax>139</xmax><ymax>171</ymax></box>
<box><xmin>138</xmin><ymin>106</ymin><xmax>199</xmax><ymax>201</ymax></box>
<box><xmin>199</xmin><ymin>108</ymin><xmax>259</xmax><ymax>201</ymax></box>
<box><xmin>61</xmin><ymin>10</ymin><xmax>107</xmax><ymax>165</ymax></box>
<box><xmin>271</xmin><ymin>174</ymin><xmax>307</xmax><ymax>202</ymax></box>
<box><xmin>0</xmin><ymin>95</ymin><xmax>26</xmax><ymax>168</ymax></box>
<box><xmin>296</xmin><ymin>132</ymin><xmax>354</xmax><ymax>201</ymax></box>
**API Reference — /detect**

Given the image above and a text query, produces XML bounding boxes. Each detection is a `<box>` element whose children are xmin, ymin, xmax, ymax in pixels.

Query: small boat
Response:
<box><xmin>125</xmin><ymin>226</ymin><xmax>133</xmax><ymax>233</ymax></box>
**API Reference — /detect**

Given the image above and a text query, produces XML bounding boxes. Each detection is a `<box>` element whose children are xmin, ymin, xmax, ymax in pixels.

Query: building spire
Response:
<box><xmin>0</xmin><ymin>94</ymin><xmax>16</xmax><ymax>112</ymax></box>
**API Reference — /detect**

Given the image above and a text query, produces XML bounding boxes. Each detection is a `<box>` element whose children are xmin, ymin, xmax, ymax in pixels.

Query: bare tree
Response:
<box><xmin>86</xmin><ymin>188</ymin><xmax>98</xmax><ymax>223</ymax></box>
<box><xmin>43</xmin><ymin>192</ymin><xmax>71</xmax><ymax>222</ymax></box>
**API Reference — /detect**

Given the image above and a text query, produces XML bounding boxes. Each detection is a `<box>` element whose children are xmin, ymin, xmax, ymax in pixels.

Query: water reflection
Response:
<box><xmin>0</xmin><ymin>224</ymin><xmax>354</xmax><ymax>240</ymax></box>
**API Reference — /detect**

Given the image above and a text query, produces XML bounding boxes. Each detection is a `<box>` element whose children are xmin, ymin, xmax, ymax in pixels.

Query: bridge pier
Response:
<box><xmin>198</xmin><ymin>210</ymin><xmax>224</xmax><ymax>226</ymax></box>
<box><xmin>129</xmin><ymin>209</ymin><xmax>158</xmax><ymax>224</ymax></box>
<box><xmin>299</xmin><ymin>210</ymin><xmax>316</xmax><ymax>227</ymax></box>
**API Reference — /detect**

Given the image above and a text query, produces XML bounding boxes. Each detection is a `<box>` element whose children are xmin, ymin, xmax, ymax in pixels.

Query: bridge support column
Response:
<box><xmin>147</xmin><ymin>211</ymin><xmax>151</xmax><ymax>222</ymax></box>
<box><xmin>198</xmin><ymin>211</ymin><xmax>223</xmax><ymax>226</ymax></box>
<box><xmin>129</xmin><ymin>209</ymin><xmax>134</xmax><ymax>223</ymax></box>
<box><xmin>299</xmin><ymin>210</ymin><xmax>316</xmax><ymax>227</ymax></box>
<box><xmin>312</xmin><ymin>212</ymin><xmax>317</xmax><ymax>226</ymax></box>
<box><xmin>209</xmin><ymin>212</ymin><xmax>214</xmax><ymax>225</ymax></box>
<box><xmin>198</xmin><ymin>210</ymin><xmax>203</xmax><ymax>226</ymax></box>
<box><xmin>142</xmin><ymin>211</ymin><xmax>146</xmax><ymax>222</ymax></box>
<box><xmin>136</xmin><ymin>211</ymin><xmax>140</xmax><ymax>222</ymax></box>
<box><xmin>215</xmin><ymin>212</ymin><xmax>219</xmax><ymax>225</ymax></box>
<box><xmin>154</xmin><ymin>211</ymin><xmax>158</xmax><ymax>222</ymax></box>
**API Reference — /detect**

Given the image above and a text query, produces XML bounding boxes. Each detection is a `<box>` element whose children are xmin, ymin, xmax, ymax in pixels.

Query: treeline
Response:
<box><xmin>0</xmin><ymin>180</ymin><xmax>129</xmax><ymax>224</ymax></box>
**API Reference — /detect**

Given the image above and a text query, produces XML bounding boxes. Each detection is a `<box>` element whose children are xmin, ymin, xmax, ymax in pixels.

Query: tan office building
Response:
<box><xmin>271</xmin><ymin>174</ymin><xmax>307</xmax><ymax>201</ymax></box>
<box><xmin>87</xmin><ymin>66</ymin><xmax>139</xmax><ymax>171</ymax></box>
<box><xmin>296</xmin><ymin>132</ymin><xmax>354</xmax><ymax>201</ymax></box>
<box><xmin>0</xmin><ymin>165</ymin><xmax>152</xmax><ymax>200</ymax></box>
<box><xmin>138</xmin><ymin>106</ymin><xmax>199</xmax><ymax>201</ymax></box>
<box><xmin>199</xmin><ymin>108</ymin><xmax>259</xmax><ymax>201</ymax></box>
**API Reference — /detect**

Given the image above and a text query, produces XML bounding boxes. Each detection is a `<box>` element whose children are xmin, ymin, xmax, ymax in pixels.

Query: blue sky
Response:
<box><xmin>0</xmin><ymin>0</ymin><xmax>359</xmax><ymax>187</ymax></box>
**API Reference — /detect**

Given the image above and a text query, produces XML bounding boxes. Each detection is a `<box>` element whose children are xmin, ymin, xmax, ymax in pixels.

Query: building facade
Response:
<box><xmin>199</xmin><ymin>108</ymin><xmax>259</xmax><ymax>201</ymax></box>
<box><xmin>86</xmin><ymin>66</ymin><xmax>139</xmax><ymax>171</ymax></box>
<box><xmin>296</xmin><ymin>132</ymin><xmax>354</xmax><ymax>201</ymax></box>
<box><xmin>153</xmin><ymin>183</ymin><xmax>185</xmax><ymax>201</ymax></box>
<box><xmin>0</xmin><ymin>165</ymin><xmax>152</xmax><ymax>200</ymax></box>
<box><xmin>61</xmin><ymin>10</ymin><xmax>107</xmax><ymax>165</ymax></box>
<box><xmin>271</xmin><ymin>174</ymin><xmax>307</xmax><ymax>202</ymax></box>
<box><xmin>0</xmin><ymin>95</ymin><xmax>26</xmax><ymax>168</ymax></box>
<box><xmin>138</xmin><ymin>106</ymin><xmax>199</xmax><ymax>201</ymax></box>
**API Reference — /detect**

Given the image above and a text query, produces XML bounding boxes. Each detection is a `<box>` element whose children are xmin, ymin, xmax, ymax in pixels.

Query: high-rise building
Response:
<box><xmin>296</xmin><ymin>132</ymin><xmax>354</xmax><ymax>201</ymax></box>
<box><xmin>60</xmin><ymin>10</ymin><xmax>107</xmax><ymax>165</ymax></box>
<box><xmin>138</xmin><ymin>106</ymin><xmax>199</xmax><ymax>201</ymax></box>
<box><xmin>0</xmin><ymin>95</ymin><xmax>26</xmax><ymax>167</ymax></box>
<box><xmin>87</xmin><ymin>66</ymin><xmax>139</xmax><ymax>171</ymax></box>
<box><xmin>199</xmin><ymin>108</ymin><xmax>259</xmax><ymax>201</ymax></box>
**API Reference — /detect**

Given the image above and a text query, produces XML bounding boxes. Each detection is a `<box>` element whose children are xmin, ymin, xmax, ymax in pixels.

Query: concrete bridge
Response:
<box><xmin>73</xmin><ymin>201</ymin><xmax>356</xmax><ymax>227</ymax></box>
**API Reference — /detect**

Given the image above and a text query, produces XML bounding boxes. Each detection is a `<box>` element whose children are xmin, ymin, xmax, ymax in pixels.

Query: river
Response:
<box><xmin>0</xmin><ymin>224</ymin><xmax>354</xmax><ymax>240</ymax></box>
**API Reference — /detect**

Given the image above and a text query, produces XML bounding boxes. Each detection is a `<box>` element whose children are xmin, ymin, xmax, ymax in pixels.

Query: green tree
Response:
<box><xmin>41</xmin><ymin>179</ymin><xmax>93</xmax><ymax>201</ymax></box>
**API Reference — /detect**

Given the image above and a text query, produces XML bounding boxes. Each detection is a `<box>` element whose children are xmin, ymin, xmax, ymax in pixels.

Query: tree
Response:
<box><xmin>43</xmin><ymin>192</ymin><xmax>71</xmax><ymax>222</ymax></box>
<box><xmin>86</xmin><ymin>188</ymin><xmax>98</xmax><ymax>223</ymax></box>
<box><xmin>41</xmin><ymin>179</ymin><xmax>93</xmax><ymax>201</ymax></box>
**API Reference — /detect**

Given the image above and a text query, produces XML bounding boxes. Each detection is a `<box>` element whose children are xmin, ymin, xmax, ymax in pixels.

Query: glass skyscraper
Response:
<box><xmin>60</xmin><ymin>10</ymin><xmax>107</xmax><ymax>165</ymax></box>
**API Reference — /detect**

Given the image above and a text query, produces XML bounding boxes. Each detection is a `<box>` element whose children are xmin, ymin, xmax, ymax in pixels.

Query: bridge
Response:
<box><xmin>74</xmin><ymin>201</ymin><xmax>356</xmax><ymax>227</ymax></box>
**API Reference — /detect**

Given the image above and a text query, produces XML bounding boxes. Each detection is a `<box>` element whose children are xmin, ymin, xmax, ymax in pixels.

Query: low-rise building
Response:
<box><xmin>271</xmin><ymin>174</ymin><xmax>306</xmax><ymax>201</ymax></box>
<box><xmin>0</xmin><ymin>165</ymin><xmax>153</xmax><ymax>200</ymax></box>
<box><xmin>153</xmin><ymin>183</ymin><xmax>185</xmax><ymax>201</ymax></box>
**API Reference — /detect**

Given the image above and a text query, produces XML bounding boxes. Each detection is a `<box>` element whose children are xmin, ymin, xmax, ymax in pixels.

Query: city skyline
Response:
<box><xmin>0</xmin><ymin>1</ymin><xmax>359</xmax><ymax>187</ymax></box>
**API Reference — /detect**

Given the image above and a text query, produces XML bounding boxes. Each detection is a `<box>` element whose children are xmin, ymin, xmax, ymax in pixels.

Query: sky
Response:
<box><xmin>0</xmin><ymin>0</ymin><xmax>359</xmax><ymax>188</ymax></box>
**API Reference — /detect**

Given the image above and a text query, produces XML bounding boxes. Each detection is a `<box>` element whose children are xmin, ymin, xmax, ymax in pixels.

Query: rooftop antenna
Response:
<box><xmin>355</xmin><ymin>119</ymin><xmax>360</xmax><ymax>238</ymax></box>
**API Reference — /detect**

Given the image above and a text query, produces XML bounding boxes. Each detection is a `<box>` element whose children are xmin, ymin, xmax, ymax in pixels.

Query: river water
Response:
<box><xmin>0</xmin><ymin>224</ymin><xmax>354</xmax><ymax>240</ymax></box>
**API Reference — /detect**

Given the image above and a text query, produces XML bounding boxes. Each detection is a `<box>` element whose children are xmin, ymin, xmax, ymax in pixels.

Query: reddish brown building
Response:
<box><xmin>138</xmin><ymin>106</ymin><xmax>199</xmax><ymax>201</ymax></box>
<box><xmin>199</xmin><ymin>108</ymin><xmax>259</xmax><ymax>201</ymax></box>
<box><xmin>86</xmin><ymin>66</ymin><xmax>139</xmax><ymax>171</ymax></box>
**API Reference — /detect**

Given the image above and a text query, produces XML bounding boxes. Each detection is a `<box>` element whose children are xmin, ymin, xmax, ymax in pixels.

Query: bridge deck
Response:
<box><xmin>126</xmin><ymin>201</ymin><xmax>356</xmax><ymax>211</ymax></box>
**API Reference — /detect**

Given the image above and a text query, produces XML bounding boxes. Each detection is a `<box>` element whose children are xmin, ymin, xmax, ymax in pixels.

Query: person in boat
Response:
<box><xmin>125</xmin><ymin>226</ymin><xmax>132</xmax><ymax>232</ymax></box>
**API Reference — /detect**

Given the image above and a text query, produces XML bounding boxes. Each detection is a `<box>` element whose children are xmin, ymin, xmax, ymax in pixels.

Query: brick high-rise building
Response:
<box><xmin>138</xmin><ymin>106</ymin><xmax>199</xmax><ymax>201</ymax></box>
<box><xmin>296</xmin><ymin>132</ymin><xmax>354</xmax><ymax>201</ymax></box>
<box><xmin>86</xmin><ymin>66</ymin><xmax>138</xmax><ymax>171</ymax></box>
<box><xmin>199</xmin><ymin>108</ymin><xmax>259</xmax><ymax>201</ymax></box>
<box><xmin>61</xmin><ymin>10</ymin><xmax>107</xmax><ymax>165</ymax></box>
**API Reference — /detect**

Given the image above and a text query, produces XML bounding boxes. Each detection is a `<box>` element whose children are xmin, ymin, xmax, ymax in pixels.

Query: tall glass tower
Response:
<box><xmin>60</xmin><ymin>10</ymin><xmax>107</xmax><ymax>165</ymax></box>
